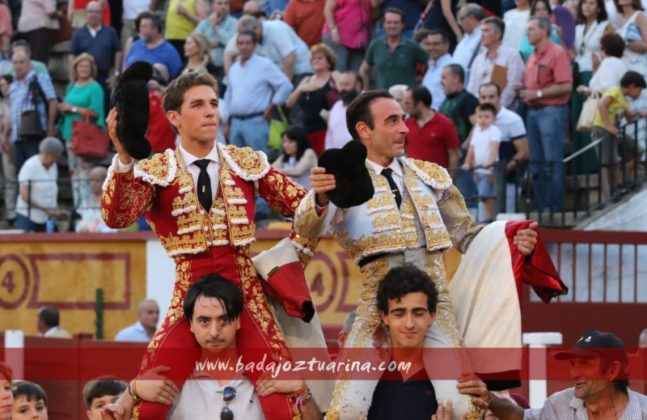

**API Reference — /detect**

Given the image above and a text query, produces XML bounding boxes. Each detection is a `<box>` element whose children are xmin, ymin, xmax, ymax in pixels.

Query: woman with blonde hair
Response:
<box><xmin>179</xmin><ymin>32</ymin><xmax>219</xmax><ymax>78</ymax></box>
<box><xmin>286</xmin><ymin>43</ymin><xmax>340</xmax><ymax>156</ymax></box>
<box><xmin>58</xmin><ymin>52</ymin><xmax>105</xmax><ymax>208</ymax></box>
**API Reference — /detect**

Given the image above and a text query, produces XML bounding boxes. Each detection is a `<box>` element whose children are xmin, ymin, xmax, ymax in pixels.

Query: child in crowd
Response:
<box><xmin>12</xmin><ymin>381</ymin><xmax>47</xmax><ymax>420</ymax></box>
<box><xmin>83</xmin><ymin>377</ymin><xmax>127</xmax><ymax>420</ymax></box>
<box><xmin>592</xmin><ymin>70</ymin><xmax>647</xmax><ymax>199</ymax></box>
<box><xmin>462</xmin><ymin>103</ymin><xmax>502</xmax><ymax>222</ymax></box>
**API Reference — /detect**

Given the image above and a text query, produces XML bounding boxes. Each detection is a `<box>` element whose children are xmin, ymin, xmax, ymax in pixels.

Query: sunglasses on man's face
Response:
<box><xmin>220</xmin><ymin>386</ymin><xmax>236</xmax><ymax>420</ymax></box>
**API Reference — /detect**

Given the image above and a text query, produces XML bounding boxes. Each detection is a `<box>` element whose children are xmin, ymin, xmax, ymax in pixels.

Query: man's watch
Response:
<box><xmin>536</xmin><ymin>90</ymin><xmax>544</xmax><ymax>99</ymax></box>
<box><xmin>71</xmin><ymin>106</ymin><xmax>78</xmax><ymax>113</ymax></box>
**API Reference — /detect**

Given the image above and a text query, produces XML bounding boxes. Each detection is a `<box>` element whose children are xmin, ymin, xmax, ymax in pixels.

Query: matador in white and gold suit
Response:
<box><xmin>295</xmin><ymin>155</ymin><xmax>491</xmax><ymax>419</ymax></box>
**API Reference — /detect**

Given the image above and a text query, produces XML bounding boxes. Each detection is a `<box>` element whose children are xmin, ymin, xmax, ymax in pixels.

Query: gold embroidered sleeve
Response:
<box><xmin>437</xmin><ymin>184</ymin><xmax>483</xmax><ymax>253</ymax></box>
<box><xmin>293</xmin><ymin>189</ymin><xmax>327</xmax><ymax>244</ymax></box>
<box><xmin>258</xmin><ymin>167</ymin><xmax>308</xmax><ymax>217</ymax></box>
<box><xmin>101</xmin><ymin>169</ymin><xmax>155</xmax><ymax>228</ymax></box>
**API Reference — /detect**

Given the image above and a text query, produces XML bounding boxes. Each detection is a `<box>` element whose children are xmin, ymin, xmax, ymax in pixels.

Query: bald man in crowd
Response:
<box><xmin>115</xmin><ymin>299</ymin><xmax>160</xmax><ymax>342</ymax></box>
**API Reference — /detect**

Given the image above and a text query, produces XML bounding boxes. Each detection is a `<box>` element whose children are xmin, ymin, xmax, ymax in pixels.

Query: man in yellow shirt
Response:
<box><xmin>592</xmin><ymin>70</ymin><xmax>647</xmax><ymax>199</ymax></box>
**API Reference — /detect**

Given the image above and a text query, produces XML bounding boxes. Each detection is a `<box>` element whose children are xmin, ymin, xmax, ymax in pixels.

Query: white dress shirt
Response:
<box><xmin>466</xmin><ymin>45</ymin><xmax>525</xmax><ymax>109</ymax></box>
<box><xmin>453</xmin><ymin>27</ymin><xmax>483</xmax><ymax>76</ymax></box>
<box><xmin>224</xmin><ymin>53</ymin><xmax>293</xmax><ymax>118</ymax></box>
<box><xmin>113</xmin><ymin>143</ymin><xmax>220</xmax><ymax>198</ymax></box>
<box><xmin>422</xmin><ymin>53</ymin><xmax>455</xmax><ymax>110</ymax></box>
<box><xmin>178</xmin><ymin>143</ymin><xmax>220</xmax><ymax>198</ymax></box>
<box><xmin>324</xmin><ymin>100</ymin><xmax>353</xmax><ymax>150</ymax></box>
<box><xmin>366</xmin><ymin>159</ymin><xmax>404</xmax><ymax>192</ymax></box>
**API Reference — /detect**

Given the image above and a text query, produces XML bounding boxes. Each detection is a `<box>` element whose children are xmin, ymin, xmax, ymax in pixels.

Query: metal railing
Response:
<box><xmin>463</xmin><ymin>117</ymin><xmax>647</xmax><ymax>227</ymax></box>
<box><xmin>0</xmin><ymin>177</ymin><xmax>102</xmax><ymax>232</ymax></box>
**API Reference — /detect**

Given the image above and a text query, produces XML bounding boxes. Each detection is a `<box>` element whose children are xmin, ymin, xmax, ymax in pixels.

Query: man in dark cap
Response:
<box><xmin>474</xmin><ymin>329</ymin><xmax>647</xmax><ymax>419</ymax></box>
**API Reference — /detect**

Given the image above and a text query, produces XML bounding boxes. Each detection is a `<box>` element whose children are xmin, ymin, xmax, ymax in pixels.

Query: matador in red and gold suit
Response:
<box><xmin>101</xmin><ymin>143</ymin><xmax>316</xmax><ymax>420</ymax></box>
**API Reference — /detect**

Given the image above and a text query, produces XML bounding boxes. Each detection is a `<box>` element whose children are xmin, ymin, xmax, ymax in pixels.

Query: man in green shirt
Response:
<box><xmin>359</xmin><ymin>7</ymin><xmax>427</xmax><ymax>90</ymax></box>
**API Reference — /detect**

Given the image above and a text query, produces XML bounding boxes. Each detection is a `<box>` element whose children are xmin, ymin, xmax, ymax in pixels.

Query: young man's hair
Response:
<box><xmin>163</xmin><ymin>71</ymin><xmax>219</xmax><ymax>114</ymax></box>
<box><xmin>445</xmin><ymin>63</ymin><xmax>466</xmax><ymax>84</ymax></box>
<box><xmin>477</xmin><ymin>102</ymin><xmax>498</xmax><ymax>115</ymax></box>
<box><xmin>620</xmin><ymin>70</ymin><xmax>647</xmax><ymax>89</ymax></box>
<box><xmin>183</xmin><ymin>274</ymin><xmax>243</xmax><ymax>323</ymax></box>
<box><xmin>377</xmin><ymin>264</ymin><xmax>439</xmax><ymax>314</ymax></box>
<box><xmin>383</xmin><ymin>7</ymin><xmax>406</xmax><ymax>25</ymax></box>
<box><xmin>13</xmin><ymin>381</ymin><xmax>47</xmax><ymax>405</ymax></box>
<box><xmin>82</xmin><ymin>377</ymin><xmax>127</xmax><ymax>409</ymax></box>
<box><xmin>38</xmin><ymin>306</ymin><xmax>60</xmax><ymax>328</ymax></box>
<box><xmin>479</xmin><ymin>82</ymin><xmax>502</xmax><ymax>97</ymax></box>
<box><xmin>346</xmin><ymin>90</ymin><xmax>393</xmax><ymax>141</ymax></box>
<box><xmin>410</xmin><ymin>85</ymin><xmax>432</xmax><ymax>108</ymax></box>
<box><xmin>0</xmin><ymin>362</ymin><xmax>13</xmax><ymax>382</ymax></box>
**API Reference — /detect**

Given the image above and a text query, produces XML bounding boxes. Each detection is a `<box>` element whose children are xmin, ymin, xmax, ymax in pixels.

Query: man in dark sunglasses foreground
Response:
<box><xmin>102</xmin><ymin>274</ymin><xmax>322</xmax><ymax>420</ymax></box>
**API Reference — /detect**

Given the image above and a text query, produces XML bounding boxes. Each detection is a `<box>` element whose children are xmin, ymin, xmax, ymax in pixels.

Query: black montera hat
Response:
<box><xmin>111</xmin><ymin>61</ymin><xmax>153</xmax><ymax>160</ymax></box>
<box><xmin>318</xmin><ymin>140</ymin><xmax>374</xmax><ymax>208</ymax></box>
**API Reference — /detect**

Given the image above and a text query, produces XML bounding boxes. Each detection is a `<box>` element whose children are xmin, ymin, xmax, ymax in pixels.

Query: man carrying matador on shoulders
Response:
<box><xmin>102</xmin><ymin>65</ymin><xmax>329</xmax><ymax>419</ymax></box>
<box><xmin>295</xmin><ymin>89</ymin><xmax>567</xmax><ymax>419</ymax></box>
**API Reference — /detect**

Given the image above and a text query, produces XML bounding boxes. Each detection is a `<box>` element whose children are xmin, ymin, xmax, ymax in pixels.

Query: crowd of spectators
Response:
<box><xmin>0</xmin><ymin>0</ymin><xmax>646</xmax><ymax>229</ymax></box>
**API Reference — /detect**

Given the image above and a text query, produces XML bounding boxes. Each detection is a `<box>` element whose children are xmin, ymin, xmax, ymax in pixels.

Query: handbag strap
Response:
<box><xmin>277</xmin><ymin>105</ymin><xmax>287</xmax><ymax>124</ymax></box>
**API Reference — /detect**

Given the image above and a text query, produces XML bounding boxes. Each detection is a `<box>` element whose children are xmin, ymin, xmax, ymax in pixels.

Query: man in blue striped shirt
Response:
<box><xmin>475</xmin><ymin>329</ymin><xmax>647</xmax><ymax>419</ymax></box>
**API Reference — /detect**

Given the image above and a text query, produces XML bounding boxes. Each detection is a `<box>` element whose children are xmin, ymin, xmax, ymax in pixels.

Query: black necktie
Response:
<box><xmin>381</xmin><ymin>168</ymin><xmax>401</xmax><ymax>208</ymax></box>
<box><xmin>194</xmin><ymin>159</ymin><xmax>212</xmax><ymax>211</ymax></box>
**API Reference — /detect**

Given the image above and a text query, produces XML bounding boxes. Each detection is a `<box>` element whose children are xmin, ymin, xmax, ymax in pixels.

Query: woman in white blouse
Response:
<box><xmin>613</xmin><ymin>0</ymin><xmax>647</xmax><ymax>78</ymax></box>
<box><xmin>271</xmin><ymin>126</ymin><xmax>318</xmax><ymax>189</ymax></box>
<box><xmin>571</xmin><ymin>0</ymin><xmax>612</xmax><ymax>171</ymax></box>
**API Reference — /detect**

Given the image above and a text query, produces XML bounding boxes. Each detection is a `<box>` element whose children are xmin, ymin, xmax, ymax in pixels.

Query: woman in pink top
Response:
<box><xmin>322</xmin><ymin>0</ymin><xmax>372</xmax><ymax>71</ymax></box>
<box><xmin>0</xmin><ymin>0</ymin><xmax>12</xmax><ymax>59</ymax></box>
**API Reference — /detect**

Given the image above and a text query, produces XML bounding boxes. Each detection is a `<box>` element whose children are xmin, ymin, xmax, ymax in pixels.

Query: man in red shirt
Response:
<box><xmin>519</xmin><ymin>16</ymin><xmax>572</xmax><ymax>212</ymax></box>
<box><xmin>403</xmin><ymin>85</ymin><xmax>460</xmax><ymax>176</ymax></box>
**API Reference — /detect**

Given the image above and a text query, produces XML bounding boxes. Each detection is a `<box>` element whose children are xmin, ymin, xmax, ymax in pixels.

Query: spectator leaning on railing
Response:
<box><xmin>592</xmin><ymin>70</ymin><xmax>647</xmax><ymax>199</ymax></box>
<box><xmin>15</xmin><ymin>136</ymin><xmax>64</xmax><ymax>232</ymax></box>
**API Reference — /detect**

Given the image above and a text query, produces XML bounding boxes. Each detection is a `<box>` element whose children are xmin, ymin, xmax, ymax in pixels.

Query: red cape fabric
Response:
<box><xmin>261</xmin><ymin>261</ymin><xmax>315</xmax><ymax>322</ymax></box>
<box><xmin>505</xmin><ymin>220</ymin><xmax>568</xmax><ymax>304</ymax></box>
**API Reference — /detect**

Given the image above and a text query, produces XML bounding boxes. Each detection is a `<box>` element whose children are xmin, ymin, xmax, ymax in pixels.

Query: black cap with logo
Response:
<box><xmin>555</xmin><ymin>329</ymin><xmax>627</xmax><ymax>365</ymax></box>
